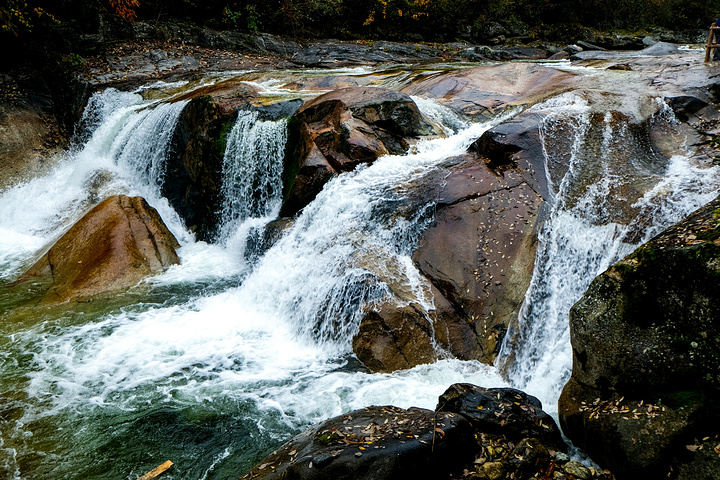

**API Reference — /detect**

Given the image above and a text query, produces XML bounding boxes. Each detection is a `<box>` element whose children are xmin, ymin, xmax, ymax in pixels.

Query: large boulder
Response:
<box><xmin>280</xmin><ymin>87</ymin><xmax>433</xmax><ymax>217</ymax></box>
<box><xmin>437</xmin><ymin>384</ymin><xmax>565</xmax><ymax>452</ymax></box>
<box><xmin>240</xmin><ymin>405</ymin><xmax>476</xmax><ymax>480</ymax></box>
<box><xmin>352</xmin><ymin>113</ymin><xmax>548</xmax><ymax>371</ymax></box>
<box><xmin>242</xmin><ymin>384</ymin><xmax>613</xmax><ymax>480</ymax></box>
<box><xmin>559</xmin><ymin>195</ymin><xmax>720</xmax><ymax>478</ymax></box>
<box><xmin>410</xmin><ymin>114</ymin><xmax>548</xmax><ymax>365</ymax></box>
<box><xmin>402</xmin><ymin>63</ymin><xmax>579</xmax><ymax>120</ymax></box>
<box><xmin>166</xmin><ymin>82</ymin><xmax>259</xmax><ymax>241</ymax></box>
<box><xmin>18</xmin><ymin>195</ymin><xmax>179</xmax><ymax>303</ymax></box>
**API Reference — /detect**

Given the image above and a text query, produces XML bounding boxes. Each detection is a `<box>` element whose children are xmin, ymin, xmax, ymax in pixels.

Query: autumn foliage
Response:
<box><xmin>109</xmin><ymin>0</ymin><xmax>140</xmax><ymax>22</ymax></box>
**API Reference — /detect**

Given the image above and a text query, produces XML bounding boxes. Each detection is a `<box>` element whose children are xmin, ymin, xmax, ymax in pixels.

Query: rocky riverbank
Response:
<box><xmin>3</xmin><ymin>22</ymin><xmax>720</xmax><ymax>480</ymax></box>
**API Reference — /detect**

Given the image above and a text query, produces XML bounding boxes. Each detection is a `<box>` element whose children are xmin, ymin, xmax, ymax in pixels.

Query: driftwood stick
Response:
<box><xmin>136</xmin><ymin>460</ymin><xmax>174</xmax><ymax>480</ymax></box>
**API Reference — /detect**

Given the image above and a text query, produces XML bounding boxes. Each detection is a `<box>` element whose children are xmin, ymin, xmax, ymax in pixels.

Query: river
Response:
<box><xmin>1</xmin><ymin>62</ymin><xmax>719</xmax><ymax>479</ymax></box>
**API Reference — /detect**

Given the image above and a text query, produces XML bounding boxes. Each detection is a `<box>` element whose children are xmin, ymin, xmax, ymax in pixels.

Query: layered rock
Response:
<box><xmin>242</xmin><ymin>384</ymin><xmax>613</xmax><ymax>480</ymax></box>
<box><xmin>19</xmin><ymin>195</ymin><xmax>180</xmax><ymax>303</ymax></box>
<box><xmin>280</xmin><ymin>86</ymin><xmax>433</xmax><ymax>217</ymax></box>
<box><xmin>559</xmin><ymin>195</ymin><xmax>720</xmax><ymax>478</ymax></box>
<box><xmin>402</xmin><ymin>63</ymin><xmax>579</xmax><ymax>120</ymax></box>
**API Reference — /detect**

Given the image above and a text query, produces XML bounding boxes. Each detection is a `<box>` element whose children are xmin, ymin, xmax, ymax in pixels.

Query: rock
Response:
<box><xmin>437</xmin><ymin>384</ymin><xmax>565</xmax><ymax>451</ymax></box>
<box><xmin>412</xmin><ymin>114</ymin><xmax>548</xmax><ymax>364</ymax></box>
<box><xmin>242</xmin><ymin>98</ymin><xmax>304</xmax><ymax>122</ymax></box>
<box><xmin>506</xmin><ymin>438</ymin><xmax>550</xmax><ymax>476</ymax></box>
<box><xmin>280</xmin><ymin>87</ymin><xmax>432</xmax><ymax>217</ymax></box>
<box><xmin>559</xmin><ymin>195</ymin><xmax>720</xmax><ymax>478</ymax></box>
<box><xmin>165</xmin><ymin>95</ymin><xmax>234</xmax><ymax>241</ymax></box>
<box><xmin>19</xmin><ymin>195</ymin><xmax>179</xmax><ymax>303</ymax></box>
<box><xmin>0</xmin><ymin>97</ymin><xmax>67</xmax><ymax>191</ymax></box>
<box><xmin>241</xmin><ymin>406</ymin><xmax>476</xmax><ymax>480</ymax></box>
<box><xmin>664</xmin><ymin>95</ymin><xmax>709</xmax><ymax>122</ymax></box>
<box><xmin>402</xmin><ymin>63</ymin><xmax>579</xmax><ymax>120</ymax></box>
<box><xmin>564</xmin><ymin>460</ymin><xmax>593</xmax><ymax>480</ymax></box>
<box><xmin>166</xmin><ymin>81</ymin><xmax>268</xmax><ymax>241</ymax></box>
<box><xmin>353</xmin><ymin>302</ymin><xmax>438</xmax><ymax>373</ymax></box>
<box><xmin>577</xmin><ymin>41</ymin><xmax>605</xmax><ymax>51</ymax></box>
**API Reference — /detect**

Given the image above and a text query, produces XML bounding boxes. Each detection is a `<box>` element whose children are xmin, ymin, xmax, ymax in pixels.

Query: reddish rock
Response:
<box><xmin>20</xmin><ymin>195</ymin><xmax>180</xmax><ymax>303</ymax></box>
<box><xmin>353</xmin><ymin>302</ymin><xmax>438</xmax><ymax>373</ymax></box>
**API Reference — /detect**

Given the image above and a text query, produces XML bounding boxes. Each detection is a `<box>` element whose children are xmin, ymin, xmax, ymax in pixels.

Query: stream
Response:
<box><xmin>1</xmin><ymin>62</ymin><xmax>719</xmax><ymax>479</ymax></box>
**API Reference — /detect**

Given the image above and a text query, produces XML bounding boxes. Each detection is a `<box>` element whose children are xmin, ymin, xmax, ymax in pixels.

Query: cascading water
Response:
<box><xmin>0</xmin><ymin>80</ymin><xmax>507</xmax><ymax>480</ymax></box>
<box><xmin>217</xmin><ymin>110</ymin><xmax>287</xmax><ymax>243</ymax></box>
<box><xmin>3</xmin><ymin>63</ymin><xmax>720</xmax><ymax>480</ymax></box>
<box><xmin>496</xmin><ymin>92</ymin><xmax>720</xmax><ymax>412</ymax></box>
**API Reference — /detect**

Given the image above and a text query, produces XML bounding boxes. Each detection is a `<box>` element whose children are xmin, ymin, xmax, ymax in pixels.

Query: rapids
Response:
<box><xmin>1</xmin><ymin>63</ymin><xmax>719</xmax><ymax>479</ymax></box>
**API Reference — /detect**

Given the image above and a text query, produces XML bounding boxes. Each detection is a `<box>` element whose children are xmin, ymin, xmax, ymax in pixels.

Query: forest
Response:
<box><xmin>4</xmin><ymin>0</ymin><xmax>720</xmax><ymax>52</ymax></box>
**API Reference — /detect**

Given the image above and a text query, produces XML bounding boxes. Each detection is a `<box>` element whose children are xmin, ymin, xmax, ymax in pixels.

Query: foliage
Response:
<box><xmin>109</xmin><ymin>0</ymin><xmax>140</xmax><ymax>21</ymax></box>
<box><xmin>1</xmin><ymin>0</ymin><xmax>58</xmax><ymax>37</ymax></box>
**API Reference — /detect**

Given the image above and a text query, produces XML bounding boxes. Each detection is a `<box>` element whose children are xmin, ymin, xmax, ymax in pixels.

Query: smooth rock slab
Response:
<box><xmin>19</xmin><ymin>195</ymin><xmax>179</xmax><ymax>303</ymax></box>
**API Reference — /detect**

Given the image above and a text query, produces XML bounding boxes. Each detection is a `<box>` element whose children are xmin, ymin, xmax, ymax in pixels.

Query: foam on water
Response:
<box><xmin>0</xmin><ymin>90</ymin><xmax>514</xmax><ymax>479</ymax></box>
<box><xmin>497</xmin><ymin>94</ymin><xmax>720</xmax><ymax>413</ymax></box>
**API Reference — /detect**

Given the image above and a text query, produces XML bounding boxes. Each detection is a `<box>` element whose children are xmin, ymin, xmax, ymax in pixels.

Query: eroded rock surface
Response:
<box><xmin>559</xmin><ymin>195</ymin><xmax>720</xmax><ymax>478</ymax></box>
<box><xmin>402</xmin><ymin>63</ymin><xmax>579</xmax><ymax>120</ymax></box>
<box><xmin>19</xmin><ymin>195</ymin><xmax>179</xmax><ymax>303</ymax></box>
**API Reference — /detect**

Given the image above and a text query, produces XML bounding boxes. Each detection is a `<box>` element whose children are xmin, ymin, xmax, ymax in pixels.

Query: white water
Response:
<box><xmin>218</xmin><ymin>110</ymin><xmax>287</xmax><ymax>243</ymax></box>
<box><xmin>0</xmin><ymin>85</ymin><xmax>508</xmax><ymax>480</ymax></box>
<box><xmin>496</xmin><ymin>92</ymin><xmax>720</xmax><ymax>412</ymax></box>
<box><xmin>3</xmin><ymin>70</ymin><xmax>720</xmax><ymax>479</ymax></box>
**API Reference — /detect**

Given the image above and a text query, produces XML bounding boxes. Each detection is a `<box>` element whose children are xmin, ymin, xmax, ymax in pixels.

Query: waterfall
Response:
<box><xmin>217</xmin><ymin>110</ymin><xmax>288</xmax><ymax>243</ymax></box>
<box><xmin>496</xmin><ymin>93</ymin><xmax>720</xmax><ymax>412</ymax></box>
<box><xmin>4</xmin><ymin>66</ymin><xmax>720</xmax><ymax>480</ymax></box>
<box><xmin>0</xmin><ymin>90</ymin><xmax>508</xmax><ymax>480</ymax></box>
<box><xmin>0</xmin><ymin>88</ymin><xmax>189</xmax><ymax>279</ymax></box>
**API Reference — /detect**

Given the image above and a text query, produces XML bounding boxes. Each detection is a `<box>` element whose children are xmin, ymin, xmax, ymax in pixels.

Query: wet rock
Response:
<box><xmin>19</xmin><ymin>195</ymin><xmax>179</xmax><ymax>303</ymax></box>
<box><xmin>0</xmin><ymin>97</ymin><xmax>67</xmax><ymax>191</ymax></box>
<box><xmin>506</xmin><ymin>438</ymin><xmax>550</xmax><ymax>476</ymax></box>
<box><xmin>353</xmin><ymin>302</ymin><xmax>438</xmax><ymax>373</ymax></box>
<box><xmin>166</xmin><ymin>80</ymin><xmax>270</xmax><ymax>241</ymax></box>
<box><xmin>437</xmin><ymin>384</ymin><xmax>565</xmax><ymax>451</ymax></box>
<box><xmin>559</xmin><ymin>195</ymin><xmax>720</xmax><ymax>478</ymax></box>
<box><xmin>280</xmin><ymin>87</ymin><xmax>432</xmax><ymax>217</ymax></box>
<box><xmin>166</xmin><ymin>95</ymin><xmax>235</xmax><ymax>241</ymax></box>
<box><xmin>564</xmin><ymin>460</ymin><xmax>593</xmax><ymax>480</ymax></box>
<box><xmin>241</xmin><ymin>406</ymin><xmax>476</xmax><ymax>480</ymax></box>
<box><xmin>242</xmin><ymin>98</ymin><xmax>304</xmax><ymax>122</ymax></box>
<box><xmin>402</xmin><ymin>63</ymin><xmax>579</xmax><ymax>120</ymax></box>
<box><xmin>412</xmin><ymin>114</ymin><xmax>548</xmax><ymax>364</ymax></box>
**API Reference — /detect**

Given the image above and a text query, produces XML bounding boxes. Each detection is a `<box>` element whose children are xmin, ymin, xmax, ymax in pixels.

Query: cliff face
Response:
<box><xmin>560</xmin><ymin>195</ymin><xmax>720</xmax><ymax>479</ymax></box>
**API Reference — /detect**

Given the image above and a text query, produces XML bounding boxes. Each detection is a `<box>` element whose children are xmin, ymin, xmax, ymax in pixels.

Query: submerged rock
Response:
<box><xmin>280</xmin><ymin>86</ymin><xmax>433</xmax><ymax>217</ymax></box>
<box><xmin>19</xmin><ymin>195</ymin><xmax>179</xmax><ymax>303</ymax></box>
<box><xmin>559</xmin><ymin>195</ymin><xmax>720</xmax><ymax>478</ymax></box>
